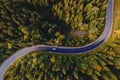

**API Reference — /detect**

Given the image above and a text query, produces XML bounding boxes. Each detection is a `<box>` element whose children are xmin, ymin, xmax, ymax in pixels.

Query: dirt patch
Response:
<box><xmin>69</xmin><ymin>30</ymin><xmax>86</xmax><ymax>37</ymax></box>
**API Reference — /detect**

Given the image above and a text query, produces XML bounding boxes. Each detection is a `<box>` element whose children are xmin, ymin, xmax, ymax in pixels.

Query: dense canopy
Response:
<box><xmin>2</xmin><ymin>0</ymin><xmax>120</xmax><ymax>80</ymax></box>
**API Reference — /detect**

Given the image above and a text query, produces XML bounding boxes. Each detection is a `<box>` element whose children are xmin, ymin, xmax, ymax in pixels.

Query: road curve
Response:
<box><xmin>0</xmin><ymin>0</ymin><xmax>114</xmax><ymax>79</ymax></box>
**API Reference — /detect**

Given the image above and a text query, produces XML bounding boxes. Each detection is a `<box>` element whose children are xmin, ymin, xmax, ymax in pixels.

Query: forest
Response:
<box><xmin>4</xmin><ymin>22</ymin><xmax>120</xmax><ymax>80</ymax></box>
<box><xmin>0</xmin><ymin>0</ymin><xmax>107</xmax><ymax>45</ymax></box>
<box><xmin>4</xmin><ymin>33</ymin><xmax>120</xmax><ymax>80</ymax></box>
<box><xmin>1</xmin><ymin>0</ymin><xmax>120</xmax><ymax>80</ymax></box>
<box><xmin>0</xmin><ymin>0</ymin><xmax>108</xmax><ymax>64</ymax></box>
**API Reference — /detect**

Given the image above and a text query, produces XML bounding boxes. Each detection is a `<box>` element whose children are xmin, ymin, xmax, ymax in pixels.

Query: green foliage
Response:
<box><xmin>3</xmin><ymin>25</ymin><xmax>120</xmax><ymax>80</ymax></box>
<box><xmin>0</xmin><ymin>0</ymin><xmax>108</xmax><ymax>46</ymax></box>
<box><xmin>3</xmin><ymin>41</ymin><xmax>120</xmax><ymax>80</ymax></box>
<box><xmin>0</xmin><ymin>0</ymin><xmax>108</xmax><ymax>64</ymax></box>
<box><xmin>2</xmin><ymin>0</ymin><xmax>119</xmax><ymax>80</ymax></box>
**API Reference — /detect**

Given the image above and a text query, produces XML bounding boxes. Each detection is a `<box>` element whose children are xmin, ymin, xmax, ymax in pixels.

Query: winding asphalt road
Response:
<box><xmin>0</xmin><ymin>0</ymin><xmax>114</xmax><ymax>79</ymax></box>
